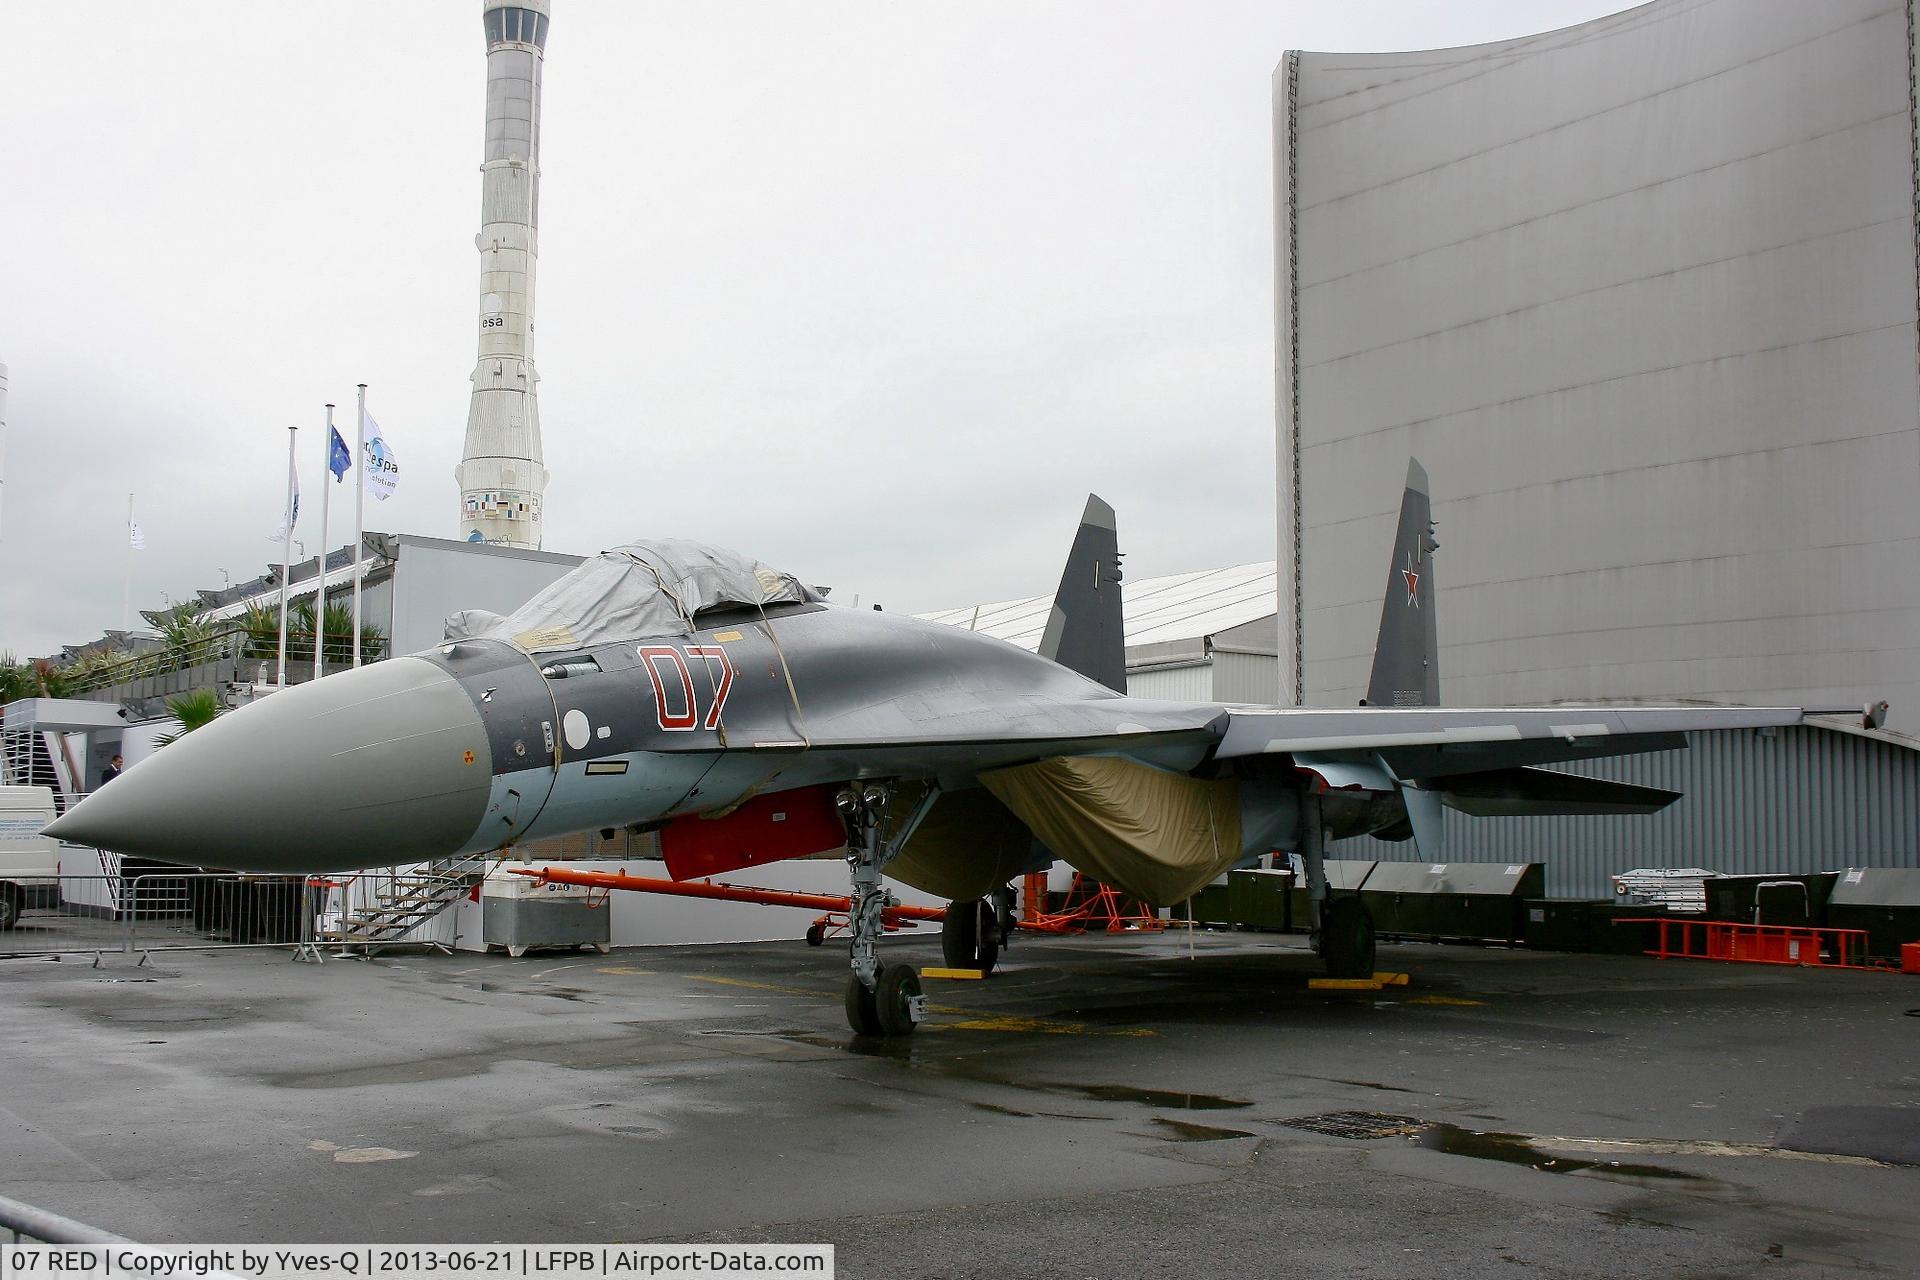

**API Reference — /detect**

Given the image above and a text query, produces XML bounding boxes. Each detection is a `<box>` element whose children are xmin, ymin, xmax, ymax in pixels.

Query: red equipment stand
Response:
<box><xmin>1618</xmin><ymin>917</ymin><xmax>1872</xmax><ymax>969</ymax></box>
<box><xmin>1022</xmin><ymin>871</ymin><xmax>1166</xmax><ymax>935</ymax></box>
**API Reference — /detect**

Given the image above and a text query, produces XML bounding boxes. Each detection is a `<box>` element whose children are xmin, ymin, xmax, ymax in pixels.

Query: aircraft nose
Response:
<box><xmin>45</xmin><ymin>657</ymin><xmax>495</xmax><ymax>873</ymax></box>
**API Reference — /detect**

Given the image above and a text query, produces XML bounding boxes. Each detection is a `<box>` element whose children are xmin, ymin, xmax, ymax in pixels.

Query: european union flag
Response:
<box><xmin>328</xmin><ymin>427</ymin><xmax>352</xmax><ymax>481</ymax></box>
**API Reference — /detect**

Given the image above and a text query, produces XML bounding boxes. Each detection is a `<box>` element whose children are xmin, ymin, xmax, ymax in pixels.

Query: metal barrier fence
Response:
<box><xmin>0</xmin><ymin>1190</ymin><xmax>127</xmax><ymax>1243</ymax></box>
<box><xmin>1</xmin><ymin>1193</ymin><xmax>247</xmax><ymax>1280</ymax></box>
<box><xmin>0</xmin><ymin>870</ymin><xmax>466</xmax><ymax>961</ymax></box>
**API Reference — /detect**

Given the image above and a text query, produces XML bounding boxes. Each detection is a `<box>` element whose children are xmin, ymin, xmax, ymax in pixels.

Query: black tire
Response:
<box><xmin>941</xmin><ymin>899</ymin><xmax>1001</xmax><ymax>975</ymax></box>
<box><xmin>804</xmin><ymin>921</ymin><xmax>827</xmax><ymax>947</ymax></box>
<box><xmin>875</xmin><ymin>964</ymin><xmax>923</xmax><ymax>1037</ymax></box>
<box><xmin>1321</xmin><ymin>895</ymin><xmax>1377</xmax><ymax>979</ymax></box>
<box><xmin>0</xmin><ymin>885</ymin><xmax>20</xmax><ymax>931</ymax></box>
<box><xmin>844</xmin><ymin>973</ymin><xmax>882</xmax><ymax>1036</ymax></box>
<box><xmin>942</xmin><ymin>899</ymin><xmax>979</xmax><ymax>967</ymax></box>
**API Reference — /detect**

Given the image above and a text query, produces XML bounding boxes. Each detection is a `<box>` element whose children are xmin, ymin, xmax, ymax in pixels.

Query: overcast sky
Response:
<box><xmin>1</xmin><ymin>0</ymin><xmax>1624</xmax><ymax>658</ymax></box>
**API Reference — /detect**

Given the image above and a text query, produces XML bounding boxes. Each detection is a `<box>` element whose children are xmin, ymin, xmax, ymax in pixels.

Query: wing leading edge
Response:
<box><xmin>1215</xmin><ymin>703</ymin><xmax>1806</xmax><ymax>771</ymax></box>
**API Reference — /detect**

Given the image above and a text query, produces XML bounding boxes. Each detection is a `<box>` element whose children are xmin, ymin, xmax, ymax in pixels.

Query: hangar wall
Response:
<box><xmin>1276</xmin><ymin>0</ymin><xmax>1920</xmax><ymax>734</ymax></box>
<box><xmin>1332</xmin><ymin>722</ymin><xmax>1920</xmax><ymax>897</ymax></box>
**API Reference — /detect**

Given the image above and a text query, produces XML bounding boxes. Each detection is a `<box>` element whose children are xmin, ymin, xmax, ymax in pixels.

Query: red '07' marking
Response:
<box><xmin>638</xmin><ymin>646</ymin><xmax>697</xmax><ymax>730</ymax></box>
<box><xmin>638</xmin><ymin>644</ymin><xmax>735</xmax><ymax>732</ymax></box>
<box><xmin>684</xmin><ymin>645</ymin><xmax>736</xmax><ymax>730</ymax></box>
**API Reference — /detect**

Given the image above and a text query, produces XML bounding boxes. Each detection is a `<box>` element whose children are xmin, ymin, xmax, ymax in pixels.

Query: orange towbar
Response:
<box><xmin>510</xmin><ymin>865</ymin><xmax>947</xmax><ymax>930</ymax></box>
<box><xmin>512</xmin><ymin>865</ymin><xmax>1067</xmax><ymax>945</ymax></box>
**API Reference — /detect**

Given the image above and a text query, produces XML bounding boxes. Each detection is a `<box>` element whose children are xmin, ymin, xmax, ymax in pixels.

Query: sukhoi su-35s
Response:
<box><xmin>51</xmin><ymin>463</ymin><xmax>1868</xmax><ymax>1036</ymax></box>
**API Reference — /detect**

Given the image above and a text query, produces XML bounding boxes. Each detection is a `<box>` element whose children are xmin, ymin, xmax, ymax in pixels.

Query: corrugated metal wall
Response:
<box><xmin>1127</xmin><ymin>663</ymin><xmax>1213</xmax><ymax>702</ymax></box>
<box><xmin>1125</xmin><ymin>652</ymin><xmax>1279</xmax><ymax>703</ymax></box>
<box><xmin>1213</xmin><ymin>651</ymin><xmax>1280</xmax><ymax>704</ymax></box>
<box><xmin>1333</xmin><ymin>725</ymin><xmax>1920</xmax><ymax>898</ymax></box>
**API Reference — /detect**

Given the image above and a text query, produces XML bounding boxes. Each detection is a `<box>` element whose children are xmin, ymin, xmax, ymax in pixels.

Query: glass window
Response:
<box><xmin>484</xmin><ymin>8</ymin><xmax>504</xmax><ymax>45</ymax></box>
<box><xmin>532</xmin><ymin>13</ymin><xmax>547</xmax><ymax>48</ymax></box>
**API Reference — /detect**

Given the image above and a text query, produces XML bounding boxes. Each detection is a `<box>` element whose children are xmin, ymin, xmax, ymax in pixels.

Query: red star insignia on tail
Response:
<box><xmin>1402</xmin><ymin>552</ymin><xmax>1420</xmax><ymax>607</ymax></box>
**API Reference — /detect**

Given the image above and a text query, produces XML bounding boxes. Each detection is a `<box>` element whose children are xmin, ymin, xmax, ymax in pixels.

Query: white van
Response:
<box><xmin>0</xmin><ymin>785</ymin><xmax>60</xmax><ymax>929</ymax></box>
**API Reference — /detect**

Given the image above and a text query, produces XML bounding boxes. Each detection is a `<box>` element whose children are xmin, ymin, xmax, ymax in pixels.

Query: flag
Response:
<box><xmin>362</xmin><ymin>410</ymin><xmax>399</xmax><ymax>501</ymax></box>
<box><xmin>269</xmin><ymin>472</ymin><xmax>301</xmax><ymax>543</ymax></box>
<box><xmin>128</xmin><ymin>521</ymin><xmax>145</xmax><ymax>551</ymax></box>
<box><xmin>328</xmin><ymin>427</ymin><xmax>352</xmax><ymax>481</ymax></box>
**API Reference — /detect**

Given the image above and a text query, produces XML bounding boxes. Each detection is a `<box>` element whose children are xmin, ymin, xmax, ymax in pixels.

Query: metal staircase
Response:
<box><xmin>320</xmin><ymin>856</ymin><xmax>488</xmax><ymax>954</ymax></box>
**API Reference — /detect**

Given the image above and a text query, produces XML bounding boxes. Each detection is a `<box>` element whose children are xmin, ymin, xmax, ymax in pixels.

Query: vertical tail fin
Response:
<box><xmin>1039</xmin><ymin>494</ymin><xmax>1127</xmax><ymax>693</ymax></box>
<box><xmin>1365</xmin><ymin>460</ymin><xmax>1440</xmax><ymax>707</ymax></box>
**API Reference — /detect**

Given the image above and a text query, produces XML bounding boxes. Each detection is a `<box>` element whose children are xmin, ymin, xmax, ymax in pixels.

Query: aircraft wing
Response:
<box><xmin>1214</xmin><ymin>703</ymin><xmax>1808</xmax><ymax>777</ymax></box>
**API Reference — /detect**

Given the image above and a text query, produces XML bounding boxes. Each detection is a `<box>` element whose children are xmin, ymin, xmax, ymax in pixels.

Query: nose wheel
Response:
<box><xmin>837</xmin><ymin>781</ymin><xmax>939</xmax><ymax>1036</ymax></box>
<box><xmin>846</xmin><ymin>963</ymin><xmax>926</xmax><ymax>1037</ymax></box>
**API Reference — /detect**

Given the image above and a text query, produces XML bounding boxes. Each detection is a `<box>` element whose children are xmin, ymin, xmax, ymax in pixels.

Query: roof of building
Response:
<box><xmin>915</xmin><ymin>561</ymin><xmax>1276</xmax><ymax>652</ymax></box>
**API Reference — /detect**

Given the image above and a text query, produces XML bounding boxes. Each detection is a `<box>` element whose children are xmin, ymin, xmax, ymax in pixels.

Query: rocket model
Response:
<box><xmin>457</xmin><ymin>0</ymin><xmax>551</xmax><ymax>550</ymax></box>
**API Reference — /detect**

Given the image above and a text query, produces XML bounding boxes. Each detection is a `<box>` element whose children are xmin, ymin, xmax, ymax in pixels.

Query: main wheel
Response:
<box><xmin>1320</xmin><ymin>895</ymin><xmax>1377</xmax><ymax>979</ymax></box>
<box><xmin>941</xmin><ymin>899</ymin><xmax>1001</xmax><ymax>974</ymax></box>
<box><xmin>941</xmin><ymin>900</ymin><xmax>978</xmax><ymax>966</ymax></box>
<box><xmin>844</xmin><ymin>973</ymin><xmax>882</xmax><ymax>1035</ymax></box>
<box><xmin>875</xmin><ymin>963</ymin><xmax>923</xmax><ymax>1037</ymax></box>
<box><xmin>0</xmin><ymin>886</ymin><xmax>20</xmax><ymax>931</ymax></box>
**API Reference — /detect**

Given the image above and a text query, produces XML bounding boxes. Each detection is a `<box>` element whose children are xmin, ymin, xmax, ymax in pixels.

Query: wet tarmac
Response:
<box><xmin>2</xmin><ymin>930</ymin><xmax>1917</xmax><ymax>1277</ymax></box>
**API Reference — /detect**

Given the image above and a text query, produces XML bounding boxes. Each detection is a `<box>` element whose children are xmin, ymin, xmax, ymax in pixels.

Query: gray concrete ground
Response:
<box><xmin>1</xmin><ymin>930</ymin><xmax>1916</xmax><ymax>1279</ymax></box>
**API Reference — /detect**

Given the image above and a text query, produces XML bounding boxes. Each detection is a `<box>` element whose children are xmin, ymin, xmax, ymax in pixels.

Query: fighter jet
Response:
<box><xmin>49</xmin><ymin>462</ymin><xmax>1856</xmax><ymax>1036</ymax></box>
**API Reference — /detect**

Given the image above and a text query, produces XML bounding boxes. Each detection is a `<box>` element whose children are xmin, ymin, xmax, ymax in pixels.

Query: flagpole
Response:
<box><xmin>352</xmin><ymin>383</ymin><xmax>366</xmax><ymax>668</ymax></box>
<box><xmin>276</xmin><ymin>424</ymin><xmax>298</xmax><ymax>688</ymax></box>
<box><xmin>122</xmin><ymin>493</ymin><xmax>133</xmax><ymax>634</ymax></box>
<box><xmin>315</xmin><ymin>403</ymin><xmax>335</xmax><ymax>681</ymax></box>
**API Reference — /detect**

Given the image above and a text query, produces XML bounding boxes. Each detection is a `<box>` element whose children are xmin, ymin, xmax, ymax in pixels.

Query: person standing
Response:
<box><xmin>98</xmin><ymin>754</ymin><xmax>124</xmax><ymax>788</ymax></box>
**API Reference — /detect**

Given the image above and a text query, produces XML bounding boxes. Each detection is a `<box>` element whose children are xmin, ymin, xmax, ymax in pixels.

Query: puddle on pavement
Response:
<box><xmin>1323</xmin><ymin>1077</ymin><xmax>1420</xmax><ymax>1094</ymax></box>
<box><xmin>1036</xmin><ymin>1082</ymin><xmax>1253</xmax><ymax>1110</ymax></box>
<box><xmin>476</xmin><ymin>983</ymin><xmax>591</xmax><ymax>1002</ymax></box>
<box><xmin>770</xmin><ymin>1025</ymin><xmax>1257</xmax><ymax>1116</ymax></box>
<box><xmin>1151</xmin><ymin>1117</ymin><xmax>1256</xmax><ymax>1142</ymax></box>
<box><xmin>1417</xmin><ymin>1124</ymin><xmax>1703</xmax><ymax>1181</ymax></box>
<box><xmin>970</xmin><ymin>1101</ymin><xmax>1106</xmax><ymax>1121</ymax></box>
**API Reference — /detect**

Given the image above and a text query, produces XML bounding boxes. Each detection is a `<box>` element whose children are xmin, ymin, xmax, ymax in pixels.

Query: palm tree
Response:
<box><xmin>154</xmin><ymin>689</ymin><xmax>223</xmax><ymax>747</ymax></box>
<box><xmin>141</xmin><ymin>601</ymin><xmax>216</xmax><ymax>651</ymax></box>
<box><xmin>0</xmin><ymin>654</ymin><xmax>31</xmax><ymax>706</ymax></box>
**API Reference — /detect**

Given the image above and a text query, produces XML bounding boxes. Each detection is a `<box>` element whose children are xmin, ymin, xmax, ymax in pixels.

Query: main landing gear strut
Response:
<box><xmin>837</xmin><ymin>781</ymin><xmax>940</xmax><ymax>1037</ymax></box>
<box><xmin>1301</xmin><ymin>794</ymin><xmax>1376</xmax><ymax>979</ymax></box>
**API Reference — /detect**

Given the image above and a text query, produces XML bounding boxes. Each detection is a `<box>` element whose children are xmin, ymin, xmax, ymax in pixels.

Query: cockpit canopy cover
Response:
<box><xmin>444</xmin><ymin>539</ymin><xmax>820</xmax><ymax>654</ymax></box>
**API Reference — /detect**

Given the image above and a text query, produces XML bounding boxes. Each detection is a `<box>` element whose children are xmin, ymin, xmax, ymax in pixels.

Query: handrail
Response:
<box><xmin>0</xmin><ymin>1190</ymin><xmax>129</xmax><ymax>1243</ymax></box>
<box><xmin>60</xmin><ymin>629</ymin><xmax>390</xmax><ymax>695</ymax></box>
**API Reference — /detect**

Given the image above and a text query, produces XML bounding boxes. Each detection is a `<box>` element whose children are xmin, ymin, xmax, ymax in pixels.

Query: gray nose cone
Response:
<box><xmin>46</xmin><ymin>657</ymin><xmax>495</xmax><ymax>873</ymax></box>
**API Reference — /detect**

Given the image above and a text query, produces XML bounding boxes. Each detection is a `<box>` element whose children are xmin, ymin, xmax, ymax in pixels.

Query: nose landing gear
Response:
<box><xmin>837</xmin><ymin>781</ymin><xmax>940</xmax><ymax>1036</ymax></box>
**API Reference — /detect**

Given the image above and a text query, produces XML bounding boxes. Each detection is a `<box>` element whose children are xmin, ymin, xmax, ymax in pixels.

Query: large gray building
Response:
<box><xmin>1276</xmin><ymin>0</ymin><xmax>1917</xmax><ymax>728</ymax></box>
<box><xmin>1275</xmin><ymin>0</ymin><xmax>1920</xmax><ymax>887</ymax></box>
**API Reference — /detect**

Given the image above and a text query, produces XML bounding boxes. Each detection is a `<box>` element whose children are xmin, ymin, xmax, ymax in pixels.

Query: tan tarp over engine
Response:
<box><xmin>981</xmin><ymin>756</ymin><xmax>1242</xmax><ymax>905</ymax></box>
<box><xmin>886</xmin><ymin>786</ymin><xmax>1034</xmax><ymax>902</ymax></box>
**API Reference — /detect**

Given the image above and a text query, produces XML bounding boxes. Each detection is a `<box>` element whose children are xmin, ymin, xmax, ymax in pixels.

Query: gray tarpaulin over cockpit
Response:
<box><xmin>444</xmin><ymin>539</ymin><xmax>821</xmax><ymax>654</ymax></box>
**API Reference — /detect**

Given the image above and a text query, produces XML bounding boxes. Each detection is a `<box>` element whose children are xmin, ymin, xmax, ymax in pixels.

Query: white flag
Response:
<box><xmin>269</xmin><ymin>471</ymin><xmax>301</xmax><ymax>542</ymax></box>
<box><xmin>128</xmin><ymin>521</ymin><xmax>145</xmax><ymax>551</ymax></box>
<box><xmin>363</xmin><ymin>410</ymin><xmax>399</xmax><ymax>501</ymax></box>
